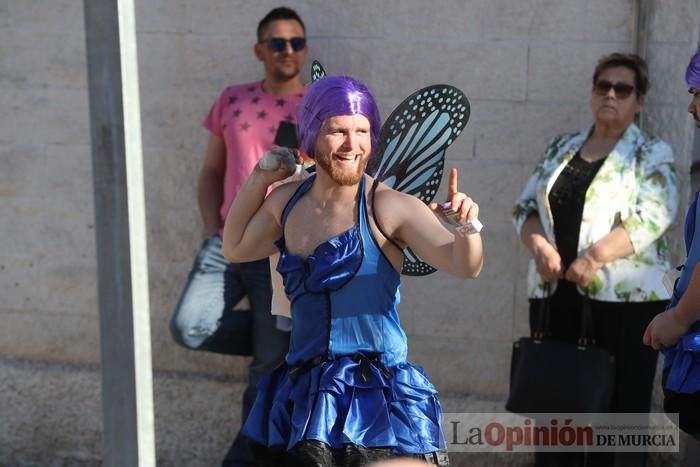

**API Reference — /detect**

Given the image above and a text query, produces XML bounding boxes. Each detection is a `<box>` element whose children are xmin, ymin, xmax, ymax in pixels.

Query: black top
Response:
<box><xmin>548</xmin><ymin>151</ymin><xmax>606</xmax><ymax>268</ymax></box>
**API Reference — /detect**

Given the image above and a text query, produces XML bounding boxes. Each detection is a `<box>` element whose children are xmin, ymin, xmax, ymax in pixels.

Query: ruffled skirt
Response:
<box><xmin>663</xmin><ymin>329</ymin><xmax>700</xmax><ymax>393</ymax></box>
<box><xmin>241</xmin><ymin>356</ymin><xmax>446</xmax><ymax>455</ymax></box>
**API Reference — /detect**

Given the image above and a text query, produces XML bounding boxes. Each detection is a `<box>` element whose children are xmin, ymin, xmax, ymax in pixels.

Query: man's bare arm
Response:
<box><xmin>644</xmin><ymin>263</ymin><xmax>700</xmax><ymax>349</ymax></box>
<box><xmin>222</xmin><ymin>165</ymin><xmax>296</xmax><ymax>262</ymax></box>
<box><xmin>198</xmin><ymin>134</ymin><xmax>226</xmax><ymax>236</ymax></box>
<box><xmin>378</xmin><ymin>169</ymin><xmax>483</xmax><ymax>278</ymax></box>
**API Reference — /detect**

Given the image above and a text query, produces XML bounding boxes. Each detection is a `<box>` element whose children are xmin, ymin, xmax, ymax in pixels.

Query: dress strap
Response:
<box><xmin>280</xmin><ymin>174</ymin><xmax>316</xmax><ymax>232</ymax></box>
<box><xmin>361</xmin><ymin>177</ymin><xmax>405</xmax><ymax>271</ymax></box>
<box><xmin>357</xmin><ymin>174</ymin><xmax>367</xmax><ymax>228</ymax></box>
<box><xmin>685</xmin><ymin>191</ymin><xmax>699</xmax><ymax>254</ymax></box>
<box><xmin>369</xmin><ymin>179</ymin><xmax>403</xmax><ymax>251</ymax></box>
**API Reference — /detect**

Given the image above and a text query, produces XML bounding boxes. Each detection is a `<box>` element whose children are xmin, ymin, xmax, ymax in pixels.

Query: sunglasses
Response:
<box><xmin>263</xmin><ymin>37</ymin><xmax>306</xmax><ymax>53</ymax></box>
<box><xmin>593</xmin><ymin>80</ymin><xmax>636</xmax><ymax>99</ymax></box>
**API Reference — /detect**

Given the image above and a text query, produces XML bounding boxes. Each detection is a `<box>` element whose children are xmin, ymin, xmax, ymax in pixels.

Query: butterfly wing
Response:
<box><xmin>367</xmin><ymin>85</ymin><xmax>470</xmax><ymax>276</ymax></box>
<box><xmin>311</xmin><ymin>60</ymin><xmax>327</xmax><ymax>82</ymax></box>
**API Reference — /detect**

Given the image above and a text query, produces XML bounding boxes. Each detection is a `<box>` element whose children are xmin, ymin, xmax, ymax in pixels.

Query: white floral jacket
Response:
<box><xmin>513</xmin><ymin>123</ymin><xmax>680</xmax><ymax>302</ymax></box>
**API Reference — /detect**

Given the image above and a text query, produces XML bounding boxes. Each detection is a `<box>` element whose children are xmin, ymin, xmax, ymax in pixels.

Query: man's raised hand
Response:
<box><xmin>429</xmin><ymin>168</ymin><xmax>479</xmax><ymax>225</ymax></box>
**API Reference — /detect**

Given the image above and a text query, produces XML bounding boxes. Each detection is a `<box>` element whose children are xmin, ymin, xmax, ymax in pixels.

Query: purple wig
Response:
<box><xmin>686</xmin><ymin>48</ymin><xmax>700</xmax><ymax>89</ymax></box>
<box><xmin>297</xmin><ymin>76</ymin><xmax>381</xmax><ymax>158</ymax></box>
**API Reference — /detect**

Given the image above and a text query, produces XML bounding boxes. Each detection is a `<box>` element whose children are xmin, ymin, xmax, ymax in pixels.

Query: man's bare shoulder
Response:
<box><xmin>372</xmin><ymin>181</ymin><xmax>425</xmax><ymax>210</ymax></box>
<box><xmin>371</xmin><ymin>181</ymin><xmax>428</xmax><ymax>240</ymax></box>
<box><xmin>257</xmin><ymin>180</ymin><xmax>303</xmax><ymax>225</ymax></box>
<box><xmin>268</xmin><ymin>179</ymin><xmax>304</xmax><ymax>204</ymax></box>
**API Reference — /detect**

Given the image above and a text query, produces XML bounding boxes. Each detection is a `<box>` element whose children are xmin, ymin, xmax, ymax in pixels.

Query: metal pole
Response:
<box><xmin>83</xmin><ymin>0</ymin><xmax>155</xmax><ymax>465</ymax></box>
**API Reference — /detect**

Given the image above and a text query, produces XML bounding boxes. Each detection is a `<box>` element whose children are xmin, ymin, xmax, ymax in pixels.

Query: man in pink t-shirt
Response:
<box><xmin>169</xmin><ymin>7</ymin><xmax>307</xmax><ymax>466</ymax></box>
<box><xmin>203</xmin><ymin>76</ymin><xmax>305</xmax><ymax>234</ymax></box>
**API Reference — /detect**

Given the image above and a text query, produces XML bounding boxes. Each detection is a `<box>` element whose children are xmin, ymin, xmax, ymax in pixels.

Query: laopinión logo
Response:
<box><xmin>443</xmin><ymin>413</ymin><xmax>679</xmax><ymax>453</ymax></box>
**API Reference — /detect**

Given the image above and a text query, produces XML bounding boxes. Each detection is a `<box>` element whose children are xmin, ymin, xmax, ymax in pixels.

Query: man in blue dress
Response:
<box><xmin>643</xmin><ymin>48</ymin><xmax>700</xmax><ymax>440</ymax></box>
<box><xmin>222</xmin><ymin>76</ymin><xmax>483</xmax><ymax>466</ymax></box>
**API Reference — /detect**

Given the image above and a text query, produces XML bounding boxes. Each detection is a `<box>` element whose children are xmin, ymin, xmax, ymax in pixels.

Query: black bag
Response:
<box><xmin>505</xmin><ymin>285</ymin><xmax>616</xmax><ymax>414</ymax></box>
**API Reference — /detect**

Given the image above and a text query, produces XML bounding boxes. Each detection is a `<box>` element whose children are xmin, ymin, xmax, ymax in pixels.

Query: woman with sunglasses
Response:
<box><xmin>512</xmin><ymin>53</ymin><xmax>680</xmax><ymax>467</ymax></box>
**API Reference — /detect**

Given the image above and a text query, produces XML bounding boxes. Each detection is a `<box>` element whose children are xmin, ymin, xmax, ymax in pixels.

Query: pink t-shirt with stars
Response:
<box><xmin>204</xmin><ymin>81</ymin><xmax>306</xmax><ymax>231</ymax></box>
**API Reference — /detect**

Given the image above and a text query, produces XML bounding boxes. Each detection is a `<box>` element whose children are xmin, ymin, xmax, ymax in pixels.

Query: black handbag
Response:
<box><xmin>505</xmin><ymin>285</ymin><xmax>616</xmax><ymax>414</ymax></box>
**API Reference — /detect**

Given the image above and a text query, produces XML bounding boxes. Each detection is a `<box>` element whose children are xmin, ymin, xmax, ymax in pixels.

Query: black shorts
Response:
<box><xmin>663</xmin><ymin>368</ymin><xmax>700</xmax><ymax>441</ymax></box>
<box><xmin>249</xmin><ymin>440</ymin><xmax>450</xmax><ymax>467</ymax></box>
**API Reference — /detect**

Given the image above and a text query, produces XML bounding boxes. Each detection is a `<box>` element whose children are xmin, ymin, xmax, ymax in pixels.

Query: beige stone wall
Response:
<box><xmin>2</xmin><ymin>0</ymin><xmax>699</xmax><ymax>465</ymax></box>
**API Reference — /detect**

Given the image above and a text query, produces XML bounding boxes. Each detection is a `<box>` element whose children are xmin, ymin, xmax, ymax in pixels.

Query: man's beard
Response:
<box><xmin>315</xmin><ymin>152</ymin><xmax>366</xmax><ymax>186</ymax></box>
<box><xmin>272</xmin><ymin>62</ymin><xmax>300</xmax><ymax>81</ymax></box>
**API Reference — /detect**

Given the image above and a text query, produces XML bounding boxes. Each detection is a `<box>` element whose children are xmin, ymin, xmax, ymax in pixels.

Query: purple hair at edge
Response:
<box><xmin>297</xmin><ymin>76</ymin><xmax>381</xmax><ymax>158</ymax></box>
<box><xmin>686</xmin><ymin>48</ymin><xmax>700</xmax><ymax>89</ymax></box>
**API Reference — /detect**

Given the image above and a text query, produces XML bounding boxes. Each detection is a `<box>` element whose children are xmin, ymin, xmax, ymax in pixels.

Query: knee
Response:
<box><xmin>169</xmin><ymin>311</ymin><xmax>208</xmax><ymax>350</ymax></box>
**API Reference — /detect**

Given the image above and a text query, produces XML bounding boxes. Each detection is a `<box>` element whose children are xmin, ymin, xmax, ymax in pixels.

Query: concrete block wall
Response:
<box><xmin>2</xmin><ymin>0</ymin><xmax>699</xmax><ymax>464</ymax></box>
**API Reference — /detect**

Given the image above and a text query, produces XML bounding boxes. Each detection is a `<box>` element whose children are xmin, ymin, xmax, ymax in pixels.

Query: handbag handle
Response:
<box><xmin>532</xmin><ymin>282</ymin><xmax>597</xmax><ymax>347</ymax></box>
<box><xmin>533</xmin><ymin>282</ymin><xmax>552</xmax><ymax>340</ymax></box>
<box><xmin>578</xmin><ymin>291</ymin><xmax>595</xmax><ymax>346</ymax></box>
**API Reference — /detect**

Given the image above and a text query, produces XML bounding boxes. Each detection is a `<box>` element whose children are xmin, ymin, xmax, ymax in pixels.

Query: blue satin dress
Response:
<box><xmin>663</xmin><ymin>191</ymin><xmax>700</xmax><ymax>394</ymax></box>
<box><xmin>242</xmin><ymin>175</ymin><xmax>446</xmax><ymax>455</ymax></box>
